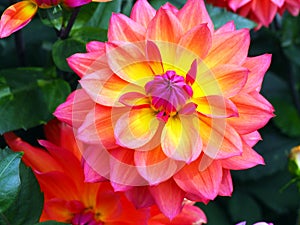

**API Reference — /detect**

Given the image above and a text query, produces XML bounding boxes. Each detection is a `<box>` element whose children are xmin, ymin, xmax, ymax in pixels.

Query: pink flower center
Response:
<box><xmin>145</xmin><ymin>70</ymin><xmax>193</xmax><ymax>122</ymax></box>
<box><xmin>71</xmin><ymin>211</ymin><xmax>103</xmax><ymax>225</ymax></box>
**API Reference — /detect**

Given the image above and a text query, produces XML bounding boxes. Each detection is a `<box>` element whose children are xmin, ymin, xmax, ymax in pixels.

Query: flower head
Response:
<box><xmin>0</xmin><ymin>0</ymin><xmax>110</xmax><ymax>38</ymax></box>
<box><xmin>207</xmin><ymin>0</ymin><xmax>300</xmax><ymax>28</ymax></box>
<box><xmin>4</xmin><ymin>119</ymin><xmax>207</xmax><ymax>225</ymax></box>
<box><xmin>55</xmin><ymin>0</ymin><xmax>274</xmax><ymax>218</ymax></box>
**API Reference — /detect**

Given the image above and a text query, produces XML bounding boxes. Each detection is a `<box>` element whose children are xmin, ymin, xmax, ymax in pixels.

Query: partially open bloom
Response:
<box><xmin>207</xmin><ymin>0</ymin><xmax>300</xmax><ymax>28</ymax></box>
<box><xmin>0</xmin><ymin>0</ymin><xmax>110</xmax><ymax>38</ymax></box>
<box><xmin>55</xmin><ymin>0</ymin><xmax>274</xmax><ymax>218</ymax></box>
<box><xmin>4</xmin><ymin>119</ymin><xmax>207</xmax><ymax>225</ymax></box>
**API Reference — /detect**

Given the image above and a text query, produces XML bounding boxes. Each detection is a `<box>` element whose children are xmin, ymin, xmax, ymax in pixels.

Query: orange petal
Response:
<box><xmin>178</xmin><ymin>24</ymin><xmax>212</xmax><ymax>59</ymax></box>
<box><xmin>106</xmin><ymin>42</ymin><xmax>154</xmax><ymax>86</ymax></box>
<box><xmin>174</xmin><ymin>159</ymin><xmax>223</xmax><ymax>201</ymax></box>
<box><xmin>114</xmin><ymin>107</ymin><xmax>160</xmax><ymax>149</ymax></box>
<box><xmin>4</xmin><ymin>132</ymin><xmax>62</xmax><ymax>173</ymax></box>
<box><xmin>80</xmin><ymin>71</ymin><xmax>143</xmax><ymax>107</ymax></box>
<box><xmin>194</xmin><ymin>95</ymin><xmax>239</xmax><ymax>118</ymax></box>
<box><xmin>204</xmin><ymin>29</ymin><xmax>250</xmax><ymax>68</ymax></box>
<box><xmin>149</xmin><ymin>179</ymin><xmax>185</xmax><ymax>219</ymax></box>
<box><xmin>177</xmin><ymin>0</ymin><xmax>214</xmax><ymax>32</ymax></box>
<box><xmin>229</xmin><ymin>92</ymin><xmax>274</xmax><ymax>134</ymax></box>
<box><xmin>195</xmin><ymin>64</ymin><xmax>249</xmax><ymax>98</ymax></box>
<box><xmin>130</xmin><ymin>0</ymin><xmax>156</xmax><ymax>28</ymax></box>
<box><xmin>241</xmin><ymin>54</ymin><xmax>272</xmax><ymax>93</ymax></box>
<box><xmin>36</xmin><ymin>171</ymin><xmax>81</xmax><ymax>200</ymax></box>
<box><xmin>199</xmin><ymin>115</ymin><xmax>243</xmax><ymax>159</ymax></box>
<box><xmin>146</xmin><ymin>8</ymin><xmax>183</xmax><ymax>43</ymax></box>
<box><xmin>108</xmin><ymin>13</ymin><xmax>146</xmax><ymax>42</ymax></box>
<box><xmin>108</xmin><ymin>148</ymin><xmax>147</xmax><ymax>187</ymax></box>
<box><xmin>134</xmin><ymin>146</ymin><xmax>184</xmax><ymax>185</ymax></box>
<box><xmin>161</xmin><ymin>114</ymin><xmax>202</xmax><ymax>163</ymax></box>
<box><xmin>0</xmin><ymin>1</ymin><xmax>38</xmax><ymax>38</ymax></box>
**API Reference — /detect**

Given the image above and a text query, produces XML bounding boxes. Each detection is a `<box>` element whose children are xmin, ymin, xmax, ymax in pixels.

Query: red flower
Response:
<box><xmin>4</xmin><ymin>119</ymin><xmax>207</xmax><ymax>225</ymax></box>
<box><xmin>207</xmin><ymin>0</ymin><xmax>300</xmax><ymax>27</ymax></box>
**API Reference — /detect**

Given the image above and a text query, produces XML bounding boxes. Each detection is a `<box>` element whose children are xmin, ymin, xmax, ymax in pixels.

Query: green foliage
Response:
<box><xmin>206</xmin><ymin>4</ymin><xmax>257</xmax><ymax>29</ymax></box>
<box><xmin>0</xmin><ymin>148</ymin><xmax>22</xmax><ymax>213</ymax></box>
<box><xmin>0</xmin><ymin>149</ymin><xmax>44</xmax><ymax>225</ymax></box>
<box><xmin>0</xmin><ymin>68</ymin><xmax>70</xmax><ymax>134</ymax></box>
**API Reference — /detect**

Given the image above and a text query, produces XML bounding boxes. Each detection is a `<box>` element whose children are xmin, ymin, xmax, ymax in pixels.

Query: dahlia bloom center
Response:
<box><xmin>145</xmin><ymin>70</ymin><xmax>193</xmax><ymax>121</ymax></box>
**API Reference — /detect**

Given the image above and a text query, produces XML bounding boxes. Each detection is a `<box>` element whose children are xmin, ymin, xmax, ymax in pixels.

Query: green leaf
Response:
<box><xmin>0</xmin><ymin>148</ymin><xmax>22</xmax><ymax>213</ymax></box>
<box><xmin>52</xmin><ymin>39</ymin><xmax>86</xmax><ymax>72</ymax></box>
<box><xmin>197</xmin><ymin>201</ymin><xmax>231</xmax><ymax>225</ymax></box>
<box><xmin>272</xmin><ymin>99</ymin><xmax>300</xmax><ymax>137</ymax></box>
<box><xmin>228</xmin><ymin>191</ymin><xmax>262</xmax><ymax>224</ymax></box>
<box><xmin>86</xmin><ymin>0</ymin><xmax>122</xmax><ymax>29</ymax></box>
<box><xmin>71</xmin><ymin>27</ymin><xmax>107</xmax><ymax>42</ymax></box>
<box><xmin>0</xmin><ymin>68</ymin><xmax>71</xmax><ymax>134</ymax></box>
<box><xmin>247</xmin><ymin>171</ymin><xmax>300</xmax><ymax>214</ymax></box>
<box><xmin>206</xmin><ymin>4</ymin><xmax>257</xmax><ymax>30</ymax></box>
<box><xmin>281</xmin><ymin>14</ymin><xmax>300</xmax><ymax>66</ymax></box>
<box><xmin>0</xmin><ymin>163</ymin><xmax>44</xmax><ymax>225</ymax></box>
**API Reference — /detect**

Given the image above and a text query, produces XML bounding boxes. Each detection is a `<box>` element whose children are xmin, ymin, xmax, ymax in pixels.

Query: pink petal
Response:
<box><xmin>125</xmin><ymin>186</ymin><xmax>155</xmax><ymax>209</ymax></box>
<box><xmin>130</xmin><ymin>0</ymin><xmax>156</xmax><ymax>27</ymax></box>
<box><xmin>67</xmin><ymin>52</ymin><xmax>108</xmax><ymax>78</ymax></box>
<box><xmin>146</xmin><ymin>41</ymin><xmax>164</xmax><ymax>75</ymax></box>
<box><xmin>178</xmin><ymin>0</ymin><xmax>214</xmax><ymax>32</ymax></box>
<box><xmin>54</xmin><ymin>89</ymin><xmax>94</xmax><ymax>128</ymax></box>
<box><xmin>161</xmin><ymin>114</ymin><xmax>202</xmax><ymax>163</ymax></box>
<box><xmin>149</xmin><ymin>179</ymin><xmax>186</xmax><ymax>219</ymax></box>
<box><xmin>63</xmin><ymin>0</ymin><xmax>91</xmax><ymax>7</ymax></box>
<box><xmin>222</xmin><ymin>141</ymin><xmax>265</xmax><ymax>170</ymax></box>
<box><xmin>214</xmin><ymin>21</ymin><xmax>236</xmax><ymax>34</ymax></box>
<box><xmin>134</xmin><ymin>146</ymin><xmax>184</xmax><ymax>185</ymax></box>
<box><xmin>218</xmin><ymin>169</ymin><xmax>233</xmax><ymax>196</ymax></box>
<box><xmin>108</xmin><ymin>13</ymin><xmax>146</xmax><ymax>42</ymax></box>
<box><xmin>174</xmin><ymin>158</ymin><xmax>223</xmax><ymax>201</ymax></box>
<box><xmin>86</xmin><ymin>41</ymin><xmax>105</xmax><ymax>53</ymax></box>
<box><xmin>252</xmin><ymin>0</ymin><xmax>278</xmax><ymax>27</ymax></box>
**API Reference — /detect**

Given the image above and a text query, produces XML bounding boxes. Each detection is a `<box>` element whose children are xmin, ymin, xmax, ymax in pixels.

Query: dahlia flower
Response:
<box><xmin>4</xmin><ymin>119</ymin><xmax>206</xmax><ymax>225</ymax></box>
<box><xmin>55</xmin><ymin>0</ymin><xmax>274</xmax><ymax>218</ymax></box>
<box><xmin>207</xmin><ymin>0</ymin><xmax>300</xmax><ymax>28</ymax></box>
<box><xmin>0</xmin><ymin>0</ymin><xmax>110</xmax><ymax>38</ymax></box>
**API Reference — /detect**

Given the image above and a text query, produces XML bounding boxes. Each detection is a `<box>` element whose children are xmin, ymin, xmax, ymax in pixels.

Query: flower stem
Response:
<box><xmin>14</xmin><ymin>30</ymin><xmax>26</xmax><ymax>66</ymax></box>
<box><xmin>59</xmin><ymin>7</ymin><xmax>81</xmax><ymax>39</ymax></box>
